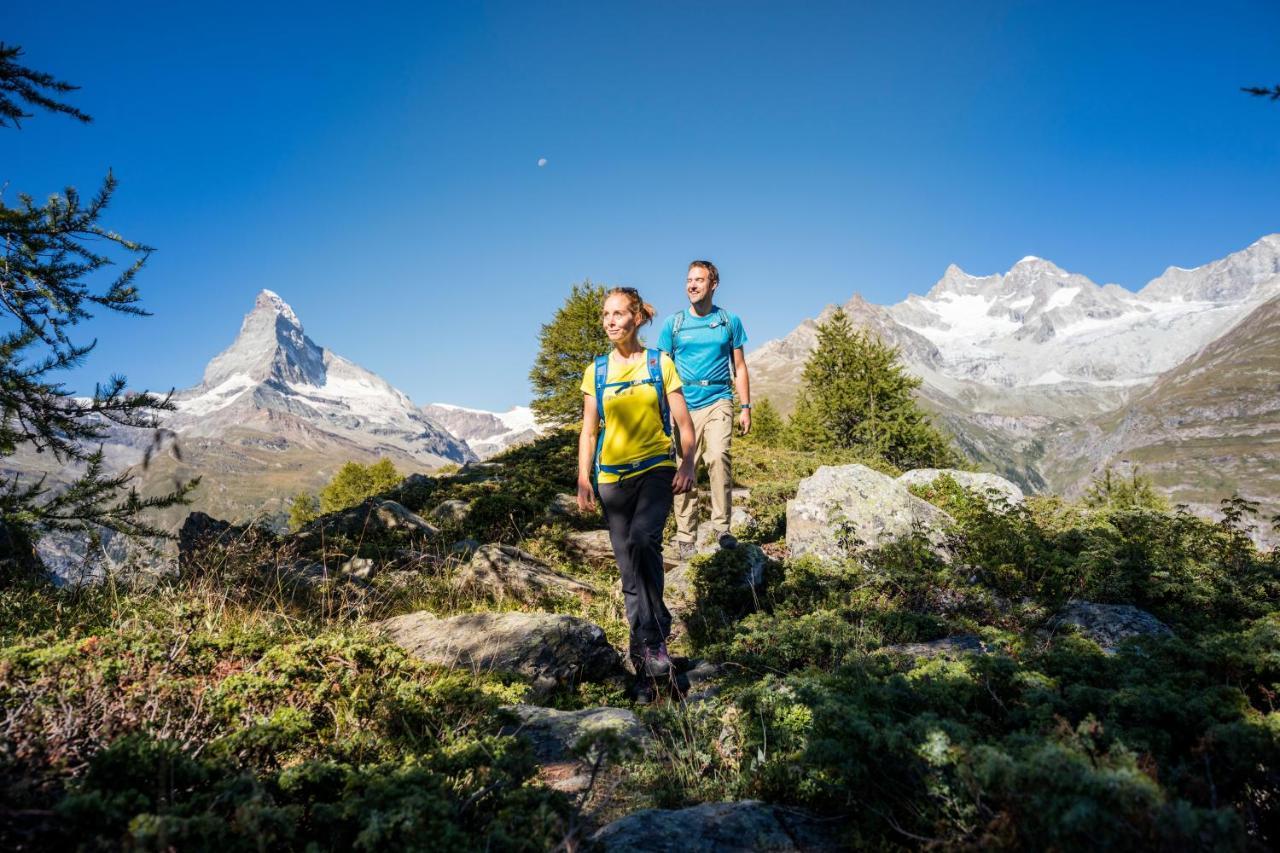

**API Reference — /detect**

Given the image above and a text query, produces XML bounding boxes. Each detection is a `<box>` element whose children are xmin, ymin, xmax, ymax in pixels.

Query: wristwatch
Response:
<box><xmin>740</xmin><ymin>403</ymin><xmax>752</xmax><ymax>410</ymax></box>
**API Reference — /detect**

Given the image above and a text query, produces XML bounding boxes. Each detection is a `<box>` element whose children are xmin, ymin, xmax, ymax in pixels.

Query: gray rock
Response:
<box><xmin>898</xmin><ymin>468</ymin><xmax>1025</xmax><ymax>506</ymax></box>
<box><xmin>592</xmin><ymin>800</ymin><xmax>841</xmax><ymax>852</ymax></box>
<box><xmin>1051</xmin><ymin>602</ymin><xmax>1173</xmax><ymax>653</ymax></box>
<box><xmin>450</xmin><ymin>538</ymin><xmax>481</xmax><ymax>557</ymax></box>
<box><xmin>456</xmin><ymin>544</ymin><xmax>596</xmax><ymax>604</ymax></box>
<box><xmin>786</xmin><ymin>464</ymin><xmax>954</xmax><ymax>560</ymax></box>
<box><xmin>731</xmin><ymin>506</ymin><xmax>755</xmax><ymax>530</ymax></box>
<box><xmin>665</xmin><ymin>546</ymin><xmax>767</xmax><ymax>611</ymax></box>
<box><xmin>373</xmin><ymin>500</ymin><xmax>439</xmax><ymax>535</ymax></box>
<box><xmin>566</xmin><ymin>528</ymin><xmax>615</xmax><ymax>563</ymax></box>
<box><xmin>545</xmin><ymin>493</ymin><xmax>581</xmax><ymax>517</ymax></box>
<box><xmin>377</xmin><ymin>610</ymin><xmax>621</xmax><ymax>690</ymax></box>
<box><xmin>731</xmin><ymin>487</ymin><xmax>752</xmax><ymax>504</ymax></box>
<box><xmin>428</xmin><ymin>499</ymin><xmax>471</xmax><ymax>525</ymax></box>
<box><xmin>881</xmin><ymin>635</ymin><xmax>989</xmax><ymax>659</ymax></box>
<box><xmin>503</xmin><ymin>704</ymin><xmax>649</xmax><ymax>764</ymax></box>
<box><xmin>340</xmin><ymin>556</ymin><xmax>376</xmax><ymax>579</ymax></box>
<box><xmin>296</xmin><ymin>498</ymin><xmax>438</xmax><ymax>543</ymax></box>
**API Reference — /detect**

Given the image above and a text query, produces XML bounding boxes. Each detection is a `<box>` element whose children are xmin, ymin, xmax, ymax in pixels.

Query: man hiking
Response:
<box><xmin>657</xmin><ymin>260</ymin><xmax>751</xmax><ymax>559</ymax></box>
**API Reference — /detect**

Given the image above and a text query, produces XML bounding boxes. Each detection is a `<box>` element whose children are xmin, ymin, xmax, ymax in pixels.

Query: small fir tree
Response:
<box><xmin>744</xmin><ymin>397</ymin><xmax>784</xmax><ymax>447</ymax></box>
<box><xmin>1082</xmin><ymin>466</ymin><xmax>1171</xmax><ymax>512</ymax></box>
<box><xmin>786</xmin><ymin>308</ymin><xmax>957</xmax><ymax>470</ymax></box>
<box><xmin>319</xmin><ymin>458</ymin><xmax>403</xmax><ymax>514</ymax></box>
<box><xmin>287</xmin><ymin>493</ymin><xmax>320</xmax><ymax>531</ymax></box>
<box><xmin>529</xmin><ymin>281</ymin><xmax>610</xmax><ymax>426</ymax></box>
<box><xmin>0</xmin><ymin>44</ymin><xmax>195</xmax><ymax>579</ymax></box>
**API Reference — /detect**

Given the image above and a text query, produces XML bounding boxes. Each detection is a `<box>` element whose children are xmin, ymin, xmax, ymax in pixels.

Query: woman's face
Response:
<box><xmin>601</xmin><ymin>293</ymin><xmax>639</xmax><ymax>344</ymax></box>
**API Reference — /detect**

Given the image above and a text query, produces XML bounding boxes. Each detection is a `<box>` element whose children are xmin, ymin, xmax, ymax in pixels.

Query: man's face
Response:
<box><xmin>686</xmin><ymin>266</ymin><xmax>716</xmax><ymax>304</ymax></box>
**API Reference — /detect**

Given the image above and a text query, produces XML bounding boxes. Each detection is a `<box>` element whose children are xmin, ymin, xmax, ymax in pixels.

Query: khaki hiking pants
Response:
<box><xmin>673</xmin><ymin>397</ymin><xmax>733</xmax><ymax>542</ymax></box>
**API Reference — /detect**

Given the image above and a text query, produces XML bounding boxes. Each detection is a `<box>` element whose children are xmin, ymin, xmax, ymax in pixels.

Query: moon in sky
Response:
<box><xmin>537</xmin><ymin>158</ymin><xmax>548</xmax><ymax>167</ymax></box>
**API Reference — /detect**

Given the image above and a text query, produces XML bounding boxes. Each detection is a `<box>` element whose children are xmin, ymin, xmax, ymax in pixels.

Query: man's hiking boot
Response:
<box><xmin>717</xmin><ymin>532</ymin><xmax>739</xmax><ymax>551</ymax></box>
<box><xmin>641</xmin><ymin>643</ymin><xmax>673</xmax><ymax>679</ymax></box>
<box><xmin>673</xmin><ymin>540</ymin><xmax>696</xmax><ymax>561</ymax></box>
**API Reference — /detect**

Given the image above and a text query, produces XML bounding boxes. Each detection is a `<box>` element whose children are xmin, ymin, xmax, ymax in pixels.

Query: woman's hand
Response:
<box><xmin>673</xmin><ymin>459</ymin><xmax>695</xmax><ymax>495</ymax></box>
<box><xmin>577</xmin><ymin>477</ymin><xmax>596</xmax><ymax>512</ymax></box>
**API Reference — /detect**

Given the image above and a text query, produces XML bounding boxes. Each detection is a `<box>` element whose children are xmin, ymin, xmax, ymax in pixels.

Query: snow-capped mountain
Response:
<box><xmin>748</xmin><ymin>234</ymin><xmax>1280</xmax><ymax>516</ymax></box>
<box><xmin>420</xmin><ymin>403</ymin><xmax>543</xmax><ymax>460</ymax></box>
<box><xmin>166</xmin><ymin>290</ymin><xmax>472</xmax><ymax>467</ymax></box>
<box><xmin>886</xmin><ymin>235</ymin><xmax>1280</xmax><ymax>390</ymax></box>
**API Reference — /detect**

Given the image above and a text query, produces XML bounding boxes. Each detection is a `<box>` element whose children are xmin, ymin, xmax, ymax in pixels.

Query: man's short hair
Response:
<box><xmin>688</xmin><ymin>260</ymin><xmax>719</xmax><ymax>288</ymax></box>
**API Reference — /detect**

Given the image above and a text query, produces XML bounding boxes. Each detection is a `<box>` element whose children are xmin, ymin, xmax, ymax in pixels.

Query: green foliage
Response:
<box><xmin>0</xmin><ymin>48</ymin><xmax>196</xmax><ymax>575</ymax></box>
<box><xmin>0</xmin><ymin>599</ymin><xmax>571</xmax><ymax>850</ymax></box>
<box><xmin>1083</xmin><ymin>466</ymin><xmax>1172</xmax><ymax>512</ymax></box>
<box><xmin>528</xmin><ymin>281</ymin><xmax>610</xmax><ymax>427</ymax></box>
<box><xmin>785</xmin><ymin>308</ymin><xmax>957</xmax><ymax>470</ymax></box>
<box><xmin>287</xmin><ymin>492</ymin><xmax>320</xmax><ymax>531</ymax></box>
<box><xmin>319</xmin><ymin>458</ymin><xmax>403</xmax><ymax>515</ymax></box>
<box><xmin>742</xmin><ymin>397</ymin><xmax>784</xmax><ymax>447</ymax></box>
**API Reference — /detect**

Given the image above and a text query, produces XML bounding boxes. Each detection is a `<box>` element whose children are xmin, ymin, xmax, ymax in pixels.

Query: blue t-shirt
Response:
<box><xmin>656</xmin><ymin>306</ymin><xmax>748</xmax><ymax>411</ymax></box>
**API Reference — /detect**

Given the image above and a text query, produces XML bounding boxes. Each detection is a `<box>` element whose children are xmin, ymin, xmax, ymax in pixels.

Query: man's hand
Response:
<box><xmin>577</xmin><ymin>478</ymin><xmax>596</xmax><ymax>512</ymax></box>
<box><xmin>673</xmin><ymin>460</ymin><xmax>695</xmax><ymax>495</ymax></box>
<box><xmin>738</xmin><ymin>407</ymin><xmax>752</xmax><ymax>436</ymax></box>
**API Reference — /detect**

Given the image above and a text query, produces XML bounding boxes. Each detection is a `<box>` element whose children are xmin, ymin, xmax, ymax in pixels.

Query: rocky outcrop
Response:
<box><xmin>1050</xmin><ymin>602</ymin><xmax>1173</xmax><ymax>652</ymax></box>
<box><xmin>592</xmin><ymin>800</ymin><xmax>841</xmax><ymax>852</ymax></box>
<box><xmin>427</xmin><ymin>499</ymin><xmax>471</xmax><ymax>525</ymax></box>
<box><xmin>898</xmin><ymin>469</ymin><xmax>1025</xmax><ymax>505</ymax></box>
<box><xmin>376</xmin><ymin>611</ymin><xmax>620</xmax><ymax>691</ymax></box>
<box><xmin>786</xmin><ymin>465</ymin><xmax>953</xmax><ymax>560</ymax></box>
<box><xmin>566</xmin><ymin>529</ymin><xmax>615</xmax><ymax>564</ymax></box>
<box><xmin>881</xmin><ymin>635</ymin><xmax>989</xmax><ymax>659</ymax></box>
<box><xmin>456</xmin><ymin>544</ymin><xmax>596</xmax><ymax>604</ymax></box>
<box><xmin>293</xmin><ymin>499</ymin><xmax>438</xmax><ymax>547</ymax></box>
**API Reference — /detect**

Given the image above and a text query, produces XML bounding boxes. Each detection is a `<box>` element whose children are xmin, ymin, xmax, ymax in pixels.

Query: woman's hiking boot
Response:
<box><xmin>641</xmin><ymin>643</ymin><xmax>673</xmax><ymax>679</ymax></box>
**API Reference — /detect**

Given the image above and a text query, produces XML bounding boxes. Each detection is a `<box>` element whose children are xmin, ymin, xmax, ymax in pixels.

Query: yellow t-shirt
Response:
<box><xmin>581</xmin><ymin>351</ymin><xmax>683</xmax><ymax>484</ymax></box>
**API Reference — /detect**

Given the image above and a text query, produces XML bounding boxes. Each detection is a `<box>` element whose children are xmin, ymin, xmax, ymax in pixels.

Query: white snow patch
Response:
<box><xmin>177</xmin><ymin>374</ymin><xmax>255</xmax><ymax>416</ymax></box>
<box><xmin>1045</xmin><ymin>287</ymin><xmax>1080</xmax><ymax>310</ymax></box>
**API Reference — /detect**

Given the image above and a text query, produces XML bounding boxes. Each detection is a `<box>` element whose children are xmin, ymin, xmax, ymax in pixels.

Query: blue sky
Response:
<box><xmin>5</xmin><ymin>1</ymin><xmax>1278</xmax><ymax>410</ymax></box>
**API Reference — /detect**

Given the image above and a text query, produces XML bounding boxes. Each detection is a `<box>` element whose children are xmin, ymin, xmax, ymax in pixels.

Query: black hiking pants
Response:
<box><xmin>598</xmin><ymin>465</ymin><xmax>674</xmax><ymax>664</ymax></box>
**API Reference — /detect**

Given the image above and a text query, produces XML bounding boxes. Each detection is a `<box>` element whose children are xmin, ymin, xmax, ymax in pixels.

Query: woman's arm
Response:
<box><xmin>577</xmin><ymin>392</ymin><xmax>601</xmax><ymax>511</ymax></box>
<box><xmin>668</xmin><ymin>389</ymin><xmax>696</xmax><ymax>495</ymax></box>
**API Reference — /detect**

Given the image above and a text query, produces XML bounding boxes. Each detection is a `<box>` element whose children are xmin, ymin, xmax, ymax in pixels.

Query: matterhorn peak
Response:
<box><xmin>202</xmin><ymin>290</ymin><xmax>326</xmax><ymax>388</ymax></box>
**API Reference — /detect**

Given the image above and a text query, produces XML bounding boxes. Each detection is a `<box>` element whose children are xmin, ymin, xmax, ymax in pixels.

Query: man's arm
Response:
<box><xmin>733</xmin><ymin>347</ymin><xmax>751</xmax><ymax>435</ymax></box>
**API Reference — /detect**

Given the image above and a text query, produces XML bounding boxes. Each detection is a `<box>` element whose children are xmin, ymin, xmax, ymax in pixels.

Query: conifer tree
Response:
<box><xmin>0</xmin><ymin>44</ymin><xmax>195</xmax><ymax>577</ymax></box>
<box><xmin>787</xmin><ymin>308</ymin><xmax>957</xmax><ymax>470</ymax></box>
<box><xmin>743</xmin><ymin>397</ymin><xmax>784</xmax><ymax>447</ymax></box>
<box><xmin>287</xmin><ymin>492</ymin><xmax>320</xmax><ymax>531</ymax></box>
<box><xmin>319</xmin><ymin>458</ymin><xmax>402</xmax><ymax>514</ymax></box>
<box><xmin>528</xmin><ymin>281</ymin><xmax>610</xmax><ymax>426</ymax></box>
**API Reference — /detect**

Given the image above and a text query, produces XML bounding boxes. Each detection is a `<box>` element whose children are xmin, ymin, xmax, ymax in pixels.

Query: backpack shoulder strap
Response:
<box><xmin>593</xmin><ymin>355</ymin><xmax>610</xmax><ymax>424</ymax></box>
<box><xmin>647</xmin><ymin>348</ymin><xmax>671</xmax><ymax>437</ymax></box>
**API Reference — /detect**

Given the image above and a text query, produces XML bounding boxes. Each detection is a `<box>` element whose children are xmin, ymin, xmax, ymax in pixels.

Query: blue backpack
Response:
<box><xmin>592</xmin><ymin>348</ymin><xmax>672</xmax><ymax>489</ymax></box>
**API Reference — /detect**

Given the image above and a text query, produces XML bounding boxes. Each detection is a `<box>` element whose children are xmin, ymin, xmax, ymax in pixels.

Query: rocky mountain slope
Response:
<box><xmin>748</xmin><ymin>234</ymin><xmax>1280</xmax><ymax>510</ymax></box>
<box><xmin>420</xmin><ymin>403</ymin><xmax>542</xmax><ymax>460</ymax></box>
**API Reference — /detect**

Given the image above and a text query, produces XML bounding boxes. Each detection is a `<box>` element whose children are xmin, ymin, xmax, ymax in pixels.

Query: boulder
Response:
<box><xmin>786</xmin><ymin>464</ymin><xmax>953</xmax><ymax>560</ymax></box>
<box><xmin>377</xmin><ymin>610</ymin><xmax>620</xmax><ymax>690</ymax></box>
<box><xmin>427</xmin><ymin>499</ymin><xmax>471</xmax><ymax>525</ymax></box>
<box><xmin>296</xmin><ymin>499</ymin><xmax>438</xmax><ymax>544</ymax></box>
<box><xmin>457</xmin><ymin>544</ymin><xmax>596</xmax><ymax>604</ymax></box>
<box><xmin>1050</xmin><ymin>602</ymin><xmax>1173</xmax><ymax>652</ymax></box>
<box><xmin>881</xmin><ymin>635</ymin><xmax>989</xmax><ymax>659</ymax></box>
<box><xmin>178</xmin><ymin>512</ymin><xmax>273</xmax><ymax>570</ymax></box>
<box><xmin>504</xmin><ymin>704</ymin><xmax>649</xmax><ymax>762</ymax></box>
<box><xmin>592</xmin><ymin>800</ymin><xmax>841</xmax><ymax>852</ymax></box>
<box><xmin>665</xmin><ymin>545</ymin><xmax>767</xmax><ymax>612</ymax></box>
<box><xmin>566</xmin><ymin>529</ymin><xmax>615</xmax><ymax>564</ymax></box>
<box><xmin>898</xmin><ymin>468</ymin><xmax>1025</xmax><ymax>506</ymax></box>
<box><xmin>545</xmin><ymin>493</ymin><xmax>581</xmax><ymax>518</ymax></box>
<box><xmin>502</xmin><ymin>704</ymin><xmax>649</xmax><ymax>795</ymax></box>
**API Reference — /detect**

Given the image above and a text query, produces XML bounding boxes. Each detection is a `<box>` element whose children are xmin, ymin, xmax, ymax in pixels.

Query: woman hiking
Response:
<box><xmin>577</xmin><ymin>287</ymin><xmax>696</xmax><ymax>702</ymax></box>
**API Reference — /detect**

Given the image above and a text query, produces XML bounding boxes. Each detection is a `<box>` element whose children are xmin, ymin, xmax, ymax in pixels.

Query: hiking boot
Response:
<box><xmin>631</xmin><ymin>676</ymin><xmax>658</xmax><ymax>705</ymax></box>
<box><xmin>717</xmin><ymin>532</ymin><xmax>739</xmax><ymax>551</ymax></box>
<box><xmin>674</xmin><ymin>540</ymin><xmax>697</xmax><ymax>561</ymax></box>
<box><xmin>641</xmin><ymin>643</ymin><xmax>673</xmax><ymax>679</ymax></box>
